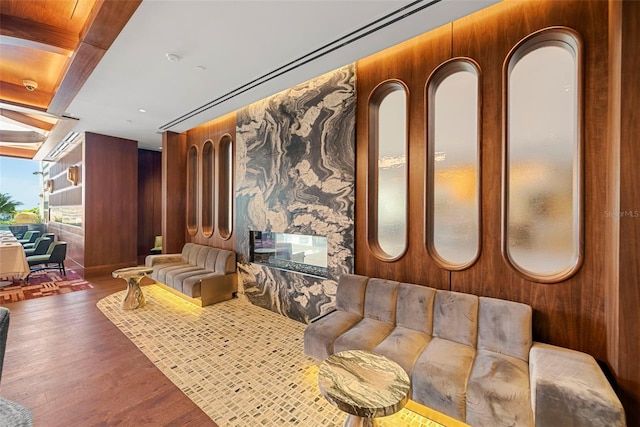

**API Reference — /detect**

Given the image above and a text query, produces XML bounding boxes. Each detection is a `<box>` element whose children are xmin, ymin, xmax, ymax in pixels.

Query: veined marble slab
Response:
<box><xmin>236</xmin><ymin>64</ymin><xmax>356</xmax><ymax>323</ymax></box>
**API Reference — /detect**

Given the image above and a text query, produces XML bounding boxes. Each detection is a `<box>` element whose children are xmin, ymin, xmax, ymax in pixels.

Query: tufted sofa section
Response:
<box><xmin>145</xmin><ymin>243</ymin><xmax>237</xmax><ymax>306</ymax></box>
<box><xmin>303</xmin><ymin>274</ymin><xmax>626</xmax><ymax>427</ymax></box>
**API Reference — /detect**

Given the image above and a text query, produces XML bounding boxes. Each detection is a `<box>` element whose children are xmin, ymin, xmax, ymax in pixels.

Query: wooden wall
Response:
<box><xmin>137</xmin><ymin>149</ymin><xmax>162</xmax><ymax>261</ymax></box>
<box><xmin>83</xmin><ymin>132</ymin><xmax>138</xmax><ymax>276</ymax></box>
<box><xmin>357</xmin><ymin>0</ymin><xmax>610</xmax><ymax>359</ymax></box>
<box><xmin>184</xmin><ymin>113</ymin><xmax>236</xmax><ymax>251</ymax></box>
<box><xmin>161</xmin><ymin>131</ymin><xmax>187</xmax><ymax>254</ymax></box>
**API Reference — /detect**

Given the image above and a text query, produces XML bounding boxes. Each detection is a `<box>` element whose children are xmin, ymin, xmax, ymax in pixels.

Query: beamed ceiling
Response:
<box><xmin>0</xmin><ymin>0</ymin><xmax>141</xmax><ymax>159</ymax></box>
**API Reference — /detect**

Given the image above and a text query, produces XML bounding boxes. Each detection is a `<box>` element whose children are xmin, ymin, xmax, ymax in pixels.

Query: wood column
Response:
<box><xmin>162</xmin><ymin>131</ymin><xmax>187</xmax><ymax>254</ymax></box>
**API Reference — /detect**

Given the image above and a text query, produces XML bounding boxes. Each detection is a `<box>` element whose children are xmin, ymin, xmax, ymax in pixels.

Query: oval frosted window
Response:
<box><xmin>369</xmin><ymin>82</ymin><xmax>408</xmax><ymax>259</ymax></box>
<box><xmin>202</xmin><ymin>140</ymin><xmax>214</xmax><ymax>237</ymax></box>
<box><xmin>427</xmin><ymin>60</ymin><xmax>480</xmax><ymax>269</ymax></box>
<box><xmin>505</xmin><ymin>30</ymin><xmax>582</xmax><ymax>282</ymax></box>
<box><xmin>218</xmin><ymin>135</ymin><xmax>233</xmax><ymax>240</ymax></box>
<box><xmin>186</xmin><ymin>145</ymin><xmax>198</xmax><ymax>235</ymax></box>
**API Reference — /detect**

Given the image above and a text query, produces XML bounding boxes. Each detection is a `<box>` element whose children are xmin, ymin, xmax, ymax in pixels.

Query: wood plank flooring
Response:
<box><xmin>0</xmin><ymin>275</ymin><xmax>217</xmax><ymax>427</ymax></box>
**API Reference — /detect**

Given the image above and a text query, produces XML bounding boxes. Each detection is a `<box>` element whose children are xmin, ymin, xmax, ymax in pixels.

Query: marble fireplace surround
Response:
<box><xmin>235</xmin><ymin>64</ymin><xmax>356</xmax><ymax>324</ymax></box>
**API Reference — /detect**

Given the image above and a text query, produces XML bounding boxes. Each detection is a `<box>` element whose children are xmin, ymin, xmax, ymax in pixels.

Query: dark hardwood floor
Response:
<box><xmin>0</xmin><ymin>275</ymin><xmax>217</xmax><ymax>427</ymax></box>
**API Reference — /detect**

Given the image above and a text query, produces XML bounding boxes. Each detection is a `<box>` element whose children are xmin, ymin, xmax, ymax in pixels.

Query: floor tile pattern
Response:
<box><xmin>97</xmin><ymin>285</ymin><xmax>442</xmax><ymax>427</ymax></box>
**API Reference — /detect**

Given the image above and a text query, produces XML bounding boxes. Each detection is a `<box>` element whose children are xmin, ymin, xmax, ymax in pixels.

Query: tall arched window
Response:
<box><xmin>202</xmin><ymin>140</ymin><xmax>214</xmax><ymax>237</ymax></box>
<box><xmin>427</xmin><ymin>59</ymin><xmax>481</xmax><ymax>270</ymax></box>
<box><xmin>186</xmin><ymin>145</ymin><xmax>199</xmax><ymax>235</ymax></box>
<box><xmin>504</xmin><ymin>28</ymin><xmax>583</xmax><ymax>282</ymax></box>
<box><xmin>368</xmin><ymin>81</ymin><xmax>408</xmax><ymax>260</ymax></box>
<box><xmin>218</xmin><ymin>135</ymin><xmax>233</xmax><ymax>240</ymax></box>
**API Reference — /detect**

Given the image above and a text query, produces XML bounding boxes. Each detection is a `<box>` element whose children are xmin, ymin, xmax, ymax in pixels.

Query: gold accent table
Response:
<box><xmin>112</xmin><ymin>266</ymin><xmax>153</xmax><ymax>310</ymax></box>
<box><xmin>318</xmin><ymin>350</ymin><xmax>410</xmax><ymax>427</ymax></box>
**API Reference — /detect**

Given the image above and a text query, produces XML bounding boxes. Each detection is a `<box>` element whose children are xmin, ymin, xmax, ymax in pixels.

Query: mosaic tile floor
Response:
<box><xmin>97</xmin><ymin>285</ymin><xmax>443</xmax><ymax>427</ymax></box>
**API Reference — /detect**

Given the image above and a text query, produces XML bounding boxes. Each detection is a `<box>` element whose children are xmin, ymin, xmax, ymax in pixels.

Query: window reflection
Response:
<box><xmin>428</xmin><ymin>60</ymin><xmax>480</xmax><ymax>269</ymax></box>
<box><xmin>505</xmin><ymin>30</ymin><xmax>582</xmax><ymax>281</ymax></box>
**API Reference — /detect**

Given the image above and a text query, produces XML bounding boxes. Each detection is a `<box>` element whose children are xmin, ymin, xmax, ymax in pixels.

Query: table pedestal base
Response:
<box><xmin>121</xmin><ymin>278</ymin><xmax>146</xmax><ymax>310</ymax></box>
<box><xmin>343</xmin><ymin>414</ymin><xmax>378</xmax><ymax>427</ymax></box>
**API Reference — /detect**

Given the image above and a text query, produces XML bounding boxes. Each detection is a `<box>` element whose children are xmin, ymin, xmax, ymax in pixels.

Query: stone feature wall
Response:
<box><xmin>235</xmin><ymin>65</ymin><xmax>356</xmax><ymax>323</ymax></box>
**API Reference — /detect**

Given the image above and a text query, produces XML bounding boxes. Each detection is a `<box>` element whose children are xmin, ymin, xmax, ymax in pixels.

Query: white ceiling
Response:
<box><xmin>65</xmin><ymin>0</ymin><xmax>498</xmax><ymax>152</ymax></box>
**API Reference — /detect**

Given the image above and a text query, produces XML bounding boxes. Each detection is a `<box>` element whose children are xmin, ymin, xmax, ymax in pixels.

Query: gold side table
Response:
<box><xmin>112</xmin><ymin>266</ymin><xmax>153</xmax><ymax>310</ymax></box>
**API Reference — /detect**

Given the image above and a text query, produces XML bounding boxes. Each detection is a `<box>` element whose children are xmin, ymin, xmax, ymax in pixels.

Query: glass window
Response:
<box><xmin>202</xmin><ymin>140</ymin><xmax>214</xmax><ymax>237</ymax></box>
<box><xmin>369</xmin><ymin>82</ymin><xmax>408</xmax><ymax>259</ymax></box>
<box><xmin>505</xmin><ymin>29</ymin><xmax>582</xmax><ymax>282</ymax></box>
<box><xmin>427</xmin><ymin>59</ymin><xmax>480</xmax><ymax>269</ymax></box>
<box><xmin>186</xmin><ymin>145</ymin><xmax>198</xmax><ymax>235</ymax></box>
<box><xmin>218</xmin><ymin>135</ymin><xmax>233</xmax><ymax>240</ymax></box>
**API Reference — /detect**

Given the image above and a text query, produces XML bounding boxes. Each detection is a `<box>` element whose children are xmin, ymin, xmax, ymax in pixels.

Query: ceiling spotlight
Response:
<box><xmin>23</xmin><ymin>79</ymin><xmax>38</xmax><ymax>91</ymax></box>
<box><xmin>165</xmin><ymin>52</ymin><xmax>182</xmax><ymax>63</ymax></box>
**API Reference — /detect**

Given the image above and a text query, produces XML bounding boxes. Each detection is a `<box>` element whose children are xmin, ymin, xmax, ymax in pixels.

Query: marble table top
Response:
<box><xmin>318</xmin><ymin>350</ymin><xmax>410</xmax><ymax>419</ymax></box>
<box><xmin>112</xmin><ymin>266</ymin><xmax>153</xmax><ymax>280</ymax></box>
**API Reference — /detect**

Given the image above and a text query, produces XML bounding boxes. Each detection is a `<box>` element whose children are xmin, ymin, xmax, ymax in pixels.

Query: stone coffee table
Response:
<box><xmin>318</xmin><ymin>349</ymin><xmax>410</xmax><ymax>427</ymax></box>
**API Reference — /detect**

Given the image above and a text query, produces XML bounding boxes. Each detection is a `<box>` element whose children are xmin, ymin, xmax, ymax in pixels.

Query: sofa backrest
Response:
<box><xmin>363</xmin><ymin>278</ymin><xmax>399</xmax><ymax>323</ymax></box>
<box><xmin>478</xmin><ymin>296</ymin><xmax>532</xmax><ymax>362</ymax></box>
<box><xmin>215</xmin><ymin>249</ymin><xmax>236</xmax><ymax>274</ymax></box>
<box><xmin>396</xmin><ymin>283</ymin><xmax>436</xmax><ymax>334</ymax></box>
<box><xmin>433</xmin><ymin>290</ymin><xmax>479</xmax><ymax>348</ymax></box>
<box><xmin>181</xmin><ymin>243</ymin><xmax>195</xmax><ymax>262</ymax></box>
<box><xmin>335</xmin><ymin>274</ymin><xmax>368</xmax><ymax>315</ymax></box>
<box><xmin>179</xmin><ymin>243</ymin><xmax>236</xmax><ymax>274</ymax></box>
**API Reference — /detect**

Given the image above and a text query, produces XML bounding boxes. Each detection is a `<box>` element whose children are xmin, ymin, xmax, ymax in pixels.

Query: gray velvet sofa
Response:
<box><xmin>303</xmin><ymin>274</ymin><xmax>626</xmax><ymax>427</ymax></box>
<box><xmin>145</xmin><ymin>243</ymin><xmax>237</xmax><ymax>306</ymax></box>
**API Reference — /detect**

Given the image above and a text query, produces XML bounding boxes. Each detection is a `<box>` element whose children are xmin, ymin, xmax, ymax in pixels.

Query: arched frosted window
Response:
<box><xmin>505</xmin><ymin>29</ymin><xmax>582</xmax><ymax>282</ymax></box>
<box><xmin>368</xmin><ymin>81</ymin><xmax>408</xmax><ymax>260</ymax></box>
<box><xmin>202</xmin><ymin>140</ymin><xmax>214</xmax><ymax>237</ymax></box>
<box><xmin>186</xmin><ymin>145</ymin><xmax>198</xmax><ymax>235</ymax></box>
<box><xmin>218</xmin><ymin>135</ymin><xmax>233</xmax><ymax>240</ymax></box>
<box><xmin>427</xmin><ymin>59</ymin><xmax>480</xmax><ymax>269</ymax></box>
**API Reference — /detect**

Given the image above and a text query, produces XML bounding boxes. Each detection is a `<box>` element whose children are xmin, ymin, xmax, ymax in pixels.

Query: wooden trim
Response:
<box><xmin>0</xmin><ymin>13</ymin><xmax>77</xmax><ymax>53</ymax></box>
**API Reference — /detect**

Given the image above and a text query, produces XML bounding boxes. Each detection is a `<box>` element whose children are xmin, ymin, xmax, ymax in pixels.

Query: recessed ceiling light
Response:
<box><xmin>138</xmin><ymin>109</ymin><xmax>146</xmax><ymax>113</ymax></box>
<box><xmin>166</xmin><ymin>52</ymin><xmax>182</xmax><ymax>63</ymax></box>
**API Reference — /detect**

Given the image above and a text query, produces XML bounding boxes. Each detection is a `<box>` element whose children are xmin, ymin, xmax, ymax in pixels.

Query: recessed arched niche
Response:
<box><xmin>217</xmin><ymin>135</ymin><xmax>233</xmax><ymax>240</ymax></box>
<box><xmin>367</xmin><ymin>81</ymin><xmax>408</xmax><ymax>261</ymax></box>
<box><xmin>504</xmin><ymin>28</ymin><xmax>583</xmax><ymax>283</ymax></box>
<box><xmin>202</xmin><ymin>140</ymin><xmax>214</xmax><ymax>237</ymax></box>
<box><xmin>186</xmin><ymin>144</ymin><xmax>198</xmax><ymax>236</ymax></box>
<box><xmin>427</xmin><ymin>58</ymin><xmax>481</xmax><ymax>270</ymax></box>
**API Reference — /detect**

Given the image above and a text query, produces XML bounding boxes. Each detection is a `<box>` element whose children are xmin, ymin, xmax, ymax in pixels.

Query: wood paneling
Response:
<box><xmin>615</xmin><ymin>0</ymin><xmax>640</xmax><ymax>420</ymax></box>
<box><xmin>449</xmin><ymin>0</ymin><xmax>609</xmax><ymax>359</ymax></box>
<box><xmin>355</xmin><ymin>24</ymin><xmax>452</xmax><ymax>289</ymax></box>
<box><xmin>83</xmin><ymin>132</ymin><xmax>138</xmax><ymax>274</ymax></box>
<box><xmin>185</xmin><ymin>113</ymin><xmax>236</xmax><ymax>252</ymax></box>
<box><xmin>137</xmin><ymin>149</ymin><xmax>162</xmax><ymax>259</ymax></box>
<box><xmin>162</xmin><ymin>131</ymin><xmax>187</xmax><ymax>254</ymax></box>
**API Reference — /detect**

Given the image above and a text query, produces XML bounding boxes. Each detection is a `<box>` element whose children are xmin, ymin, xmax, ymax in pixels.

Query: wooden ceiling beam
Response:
<box><xmin>0</xmin><ymin>145</ymin><xmax>38</xmax><ymax>160</ymax></box>
<box><xmin>0</xmin><ymin>108</ymin><xmax>55</xmax><ymax>131</ymax></box>
<box><xmin>0</xmin><ymin>14</ymin><xmax>78</xmax><ymax>53</ymax></box>
<box><xmin>0</xmin><ymin>82</ymin><xmax>51</xmax><ymax>110</ymax></box>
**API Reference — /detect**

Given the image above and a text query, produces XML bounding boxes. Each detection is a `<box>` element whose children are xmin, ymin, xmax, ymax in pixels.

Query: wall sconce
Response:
<box><xmin>67</xmin><ymin>166</ymin><xmax>79</xmax><ymax>186</ymax></box>
<box><xmin>44</xmin><ymin>179</ymin><xmax>54</xmax><ymax>192</ymax></box>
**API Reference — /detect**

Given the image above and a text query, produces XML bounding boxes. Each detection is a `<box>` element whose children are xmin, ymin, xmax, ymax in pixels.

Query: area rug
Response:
<box><xmin>97</xmin><ymin>285</ymin><xmax>444</xmax><ymax>427</ymax></box>
<box><xmin>0</xmin><ymin>269</ymin><xmax>93</xmax><ymax>303</ymax></box>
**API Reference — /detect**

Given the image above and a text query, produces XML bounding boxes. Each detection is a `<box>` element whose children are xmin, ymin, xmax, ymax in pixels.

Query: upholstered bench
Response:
<box><xmin>303</xmin><ymin>274</ymin><xmax>626</xmax><ymax>427</ymax></box>
<box><xmin>145</xmin><ymin>243</ymin><xmax>237</xmax><ymax>306</ymax></box>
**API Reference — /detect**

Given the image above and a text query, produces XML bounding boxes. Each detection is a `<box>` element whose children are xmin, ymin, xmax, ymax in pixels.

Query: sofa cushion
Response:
<box><xmin>433</xmin><ymin>290</ymin><xmax>478</xmax><ymax>348</ymax></box>
<box><xmin>182</xmin><ymin>271</ymin><xmax>224</xmax><ymax>298</ymax></box>
<box><xmin>363</xmin><ymin>278</ymin><xmax>399</xmax><ymax>323</ymax></box>
<box><xmin>529</xmin><ymin>343</ymin><xmax>626</xmax><ymax>427</ymax></box>
<box><xmin>215</xmin><ymin>249</ymin><xmax>236</xmax><ymax>274</ymax></box>
<box><xmin>303</xmin><ymin>311</ymin><xmax>363</xmax><ymax>360</ymax></box>
<box><xmin>412</xmin><ymin>337</ymin><xmax>476</xmax><ymax>421</ymax></box>
<box><xmin>478</xmin><ymin>296</ymin><xmax>532</xmax><ymax>362</ymax></box>
<box><xmin>372</xmin><ymin>326</ymin><xmax>431</xmax><ymax>379</ymax></box>
<box><xmin>335</xmin><ymin>274</ymin><xmax>368</xmax><ymax>315</ymax></box>
<box><xmin>196</xmin><ymin>246</ymin><xmax>211</xmax><ymax>268</ymax></box>
<box><xmin>396</xmin><ymin>283</ymin><xmax>436</xmax><ymax>333</ymax></box>
<box><xmin>466</xmin><ymin>350</ymin><xmax>533</xmax><ymax>427</ymax></box>
<box><xmin>333</xmin><ymin>318</ymin><xmax>394</xmax><ymax>353</ymax></box>
<box><xmin>155</xmin><ymin>262</ymin><xmax>189</xmax><ymax>283</ymax></box>
<box><xmin>166</xmin><ymin>266</ymin><xmax>202</xmax><ymax>288</ymax></box>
